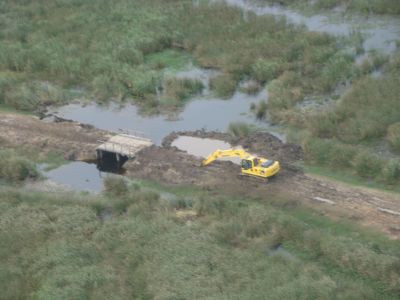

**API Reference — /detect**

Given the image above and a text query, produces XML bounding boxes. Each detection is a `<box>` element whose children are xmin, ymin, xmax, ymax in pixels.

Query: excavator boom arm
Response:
<box><xmin>201</xmin><ymin>149</ymin><xmax>250</xmax><ymax>166</ymax></box>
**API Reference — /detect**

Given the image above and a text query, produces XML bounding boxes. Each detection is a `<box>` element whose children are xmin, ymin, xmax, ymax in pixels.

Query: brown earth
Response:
<box><xmin>0</xmin><ymin>112</ymin><xmax>110</xmax><ymax>161</ymax></box>
<box><xmin>1</xmin><ymin>111</ymin><xmax>399</xmax><ymax>239</ymax></box>
<box><xmin>128</xmin><ymin>131</ymin><xmax>400</xmax><ymax>239</ymax></box>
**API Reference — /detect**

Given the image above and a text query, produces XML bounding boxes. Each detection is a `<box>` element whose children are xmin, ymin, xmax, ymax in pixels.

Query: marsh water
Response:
<box><xmin>220</xmin><ymin>0</ymin><xmax>400</xmax><ymax>55</ymax></box>
<box><xmin>171</xmin><ymin>136</ymin><xmax>243</xmax><ymax>164</ymax></box>
<box><xmin>40</xmin><ymin>162</ymin><xmax>112</xmax><ymax>193</ymax></box>
<box><xmin>48</xmin><ymin>88</ymin><xmax>270</xmax><ymax>145</ymax></box>
<box><xmin>44</xmin><ymin>0</ymin><xmax>400</xmax><ymax>192</ymax></box>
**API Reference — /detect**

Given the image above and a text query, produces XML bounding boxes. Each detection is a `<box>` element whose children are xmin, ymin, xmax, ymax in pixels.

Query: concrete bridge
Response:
<box><xmin>96</xmin><ymin>134</ymin><xmax>153</xmax><ymax>170</ymax></box>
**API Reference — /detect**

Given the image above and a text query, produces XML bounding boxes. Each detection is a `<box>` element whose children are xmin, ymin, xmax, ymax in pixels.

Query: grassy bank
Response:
<box><xmin>1</xmin><ymin>179</ymin><xmax>399</xmax><ymax>299</ymax></box>
<box><xmin>258</xmin><ymin>0</ymin><xmax>400</xmax><ymax>15</ymax></box>
<box><xmin>0</xmin><ymin>149</ymin><xmax>39</xmax><ymax>182</ymax></box>
<box><xmin>0</xmin><ymin>144</ymin><xmax>70</xmax><ymax>183</ymax></box>
<box><xmin>304</xmin><ymin>164</ymin><xmax>400</xmax><ymax>193</ymax></box>
<box><xmin>288</xmin><ymin>51</ymin><xmax>400</xmax><ymax>186</ymax></box>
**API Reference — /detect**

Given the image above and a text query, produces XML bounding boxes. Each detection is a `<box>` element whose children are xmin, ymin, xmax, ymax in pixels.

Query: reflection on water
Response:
<box><xmin>49</xmin><ymin>88</ymin><xmax>269</xmax><ymax>145</ymax></box>
<box><xmin>174</xmin><ymin>64</ymin><xmax>219</xmax><ymax>95</ymax></box>
<box><xmin>42</xmin><ymin>161</ymin><xmax>117</xmax><ymax>193</ymax></box>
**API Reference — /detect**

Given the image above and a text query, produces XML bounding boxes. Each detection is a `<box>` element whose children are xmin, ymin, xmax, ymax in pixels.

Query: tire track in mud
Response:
<box><xmin>0</xmin><ymin>112</ymin><xmax>110</xmax><ymax>161</ymax></box>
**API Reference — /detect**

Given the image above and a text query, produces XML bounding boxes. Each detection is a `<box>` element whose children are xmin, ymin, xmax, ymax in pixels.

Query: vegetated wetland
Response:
<box><xmin>1</xmin><ymin>0</ymin><xmax>400</xmax><ymax>299</ymax></box>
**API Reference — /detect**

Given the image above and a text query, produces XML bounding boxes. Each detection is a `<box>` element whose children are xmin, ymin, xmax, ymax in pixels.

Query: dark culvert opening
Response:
<box><xmin>96</xmin><ymin>150</ymin><xmax>129</xmax><ymax>172</ymax></box>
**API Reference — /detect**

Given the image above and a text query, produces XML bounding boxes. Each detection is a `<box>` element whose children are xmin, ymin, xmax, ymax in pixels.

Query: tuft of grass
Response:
<box><xmin>103</xmin><ymin>176</ymin><xmax>128</xmax><ymax>197</ymax></box>
<box><xmin>387</xmin><ymin>122</ymin><xmax>400</xmax><ymax>152</ymax></box>
<box><xmin>209</xmin><ymin>73</ymin><xmax>237</xmax><ymax>99</ymax></box>
<box><xmin>0</xmin><ymin>150</ymin><xmax>39</xmax><ymax>182</ymax></box>
<box><xmin>162</xmin><ymin>77</ymin><xmax>203</xmax><ymax>106</ymax></box>
<box><xmin>227</xmin><ymin>122</ymin><xmax>255</xmax><ymax>139</ymax></box>
<box><xmin>145</xmin><ymin>49</ymin><xmax>192</xmax><ymax>71</ymax></box>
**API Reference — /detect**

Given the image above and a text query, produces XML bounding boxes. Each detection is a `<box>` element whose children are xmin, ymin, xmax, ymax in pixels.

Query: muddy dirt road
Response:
<box><xmin>1</xmin><ymin>112</ymin><xmax>399</xmax><ymax>239</ymax></box>
<box><xmin>0</xmin><ymin>112</ymin><xmax>109</xmax><ymax>160</ymax></box>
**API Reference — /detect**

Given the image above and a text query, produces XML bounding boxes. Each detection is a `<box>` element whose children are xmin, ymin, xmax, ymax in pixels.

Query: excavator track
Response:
<box><xmin>237</xmin><ymin>173</ymin><xmax>268</xmax><ymax>183</ymax></box>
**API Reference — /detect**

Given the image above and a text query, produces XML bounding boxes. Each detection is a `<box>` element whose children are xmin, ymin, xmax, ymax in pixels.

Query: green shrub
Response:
<box><xmin>327</xmin><ymin>143</ymin><xmax>358</xmax><ymax>169</ymax></box>
<box><xmin>0</xmin><ymin>150</ymin><xmax>39</xmax><ymax>182</ymax></box>
<box><xmin>227</xmin><ymin>122</ymin><xmax>254</xmax><ymax>138</ymax></box>
<box><xmin>256</xmin><ymin>101</ymin><xmax>267</xmax><ymax>119</ymax></box>
<box><xmin>318</xmin><ymin>52</ymin><xmax>354</xmax><ymax>93</ymax></box>
<box><xmin>381</xmin><ymin>159</ymin><xmax>400</xmax><ymax>183</ymax></box>
<box><xmin>267</xmin><ymin>74</ymin><xmax>303</xmax><ymax>112</ymax></box>
<box><xmin>209</xmin><ymin>74</ymin><xmax>237</xmax><ymax>98</ymax></box>
<box><xmin>163</xmin><ymin>77</ymin><xmax>203</xmax><ymax>104</ymax></box>
<box><xmin>387</xmin><ymin>122</ymin><xmax>400</xmax><ymax>152</ymax></box>
<box><xmin>251</xmin><ymin>60</ymin><xmax>279</xmax><ymax>83</ymax></box>
<box><xmin>103</xmin><ymin>176</ymin><xmax>128</xmax><ymax>196</ymax></box>
<box><xmin>194</xmin><ymin>196</ymin><xmax>229</xmax><ymax>217</ymax></box>
<box><xmin>306</xmin><ymin>111</ymin><xmax>338</xmax><ymax>138</ymax></box>
<box><xmin>302</xmin><ymin>137</ymin><xmax>334</xmax><ymax>166</ymax></box>
<box><xmin>351</xmin><ymin>151</ymin><xmax>382</xmax><ymax>178</ymax></box>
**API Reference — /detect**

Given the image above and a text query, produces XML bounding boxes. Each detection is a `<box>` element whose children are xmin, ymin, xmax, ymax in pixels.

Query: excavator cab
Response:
<box><xmin>241</xmin><ymin>159</ymin><xmax>253</xmax><ymax>170</ymax></box>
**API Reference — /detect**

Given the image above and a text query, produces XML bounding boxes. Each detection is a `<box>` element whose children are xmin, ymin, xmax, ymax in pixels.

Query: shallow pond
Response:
<box><xmin>48</xmin><ymin>88</ymin><xmax>269</xmax><ymax>145</ymax></box>
<box><xmin>41</xmin><ymin>161</ymin><xmax>116</xmax><ymax>193</ymax></box>
<box><xmin>171</xmin><ymin>136</ymin><xmax>242</xmax><ymax>164</ymax></box>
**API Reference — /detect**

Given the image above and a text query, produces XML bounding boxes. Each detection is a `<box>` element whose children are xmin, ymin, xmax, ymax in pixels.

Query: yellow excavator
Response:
<box><xmin>201</xmin><ymin>149</ymin><xmax>280</xmax><ymax>179</ymax></box>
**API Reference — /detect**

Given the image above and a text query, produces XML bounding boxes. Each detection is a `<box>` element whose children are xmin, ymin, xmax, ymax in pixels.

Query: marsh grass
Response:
<box><xmin>1</xmin><ymin>179</ymin><xmax>399</xmax><ymax>299</ymax></box>
<box><xmin>209</xmin><ymin>73</ymin><xmax>237</xmax><ymax>98</ymax></box>
<box><xmin>297</xmin><ymin>52</ymin><xmax>400</xmax><ymax>184</ymax></box>
<box><xmin>0</xmin><ymin>0</ymin><xmax>349</xmax><ymax>115</ymax></box>
<box><xmin>228</xmin><ymin>122</ymin><xmax>255</xmax><ymax>138</ymax></box>
<box><xmin>162</xmin><ymin>77</ymin><xmax>204</xmax><ymax>106</ymax></box>
<box><xmin>0</xmin><ymin>150</ymin><xmax>39</xmax><ymax>182</ymax></box>
<box><xmin>301</xmin><ymin>136</ymin><xmax>400</xmax><ymax>183</ymax></box>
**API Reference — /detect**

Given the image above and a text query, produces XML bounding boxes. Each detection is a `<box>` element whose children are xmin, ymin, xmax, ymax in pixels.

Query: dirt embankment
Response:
<box><xmin>1</xmin><ymin>112</ymin><xmax>399</xmax><ymax>239</ymax></box>
<box><xmin>128</xmin><ymin>131</ymin><xmax>400</xmax><ymax>239</ymax></box>
<box><xmin>131</xmin><ymin>130</ymin><xmax>303</xmax><ymax>185</ymax></box>
<box><xmin>0</xmin><ymin>112</ymin><xmax>110</xmax><ymax>160</ymax></box>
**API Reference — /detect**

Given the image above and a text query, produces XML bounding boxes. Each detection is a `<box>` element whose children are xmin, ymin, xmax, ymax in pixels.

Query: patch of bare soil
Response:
<box><xmin>129</xmin><ymin>131</ymin><xmax>400</xmax><ymax>239</ymax></box>
<box><xmin>0</xmin><ymin>112</ymin><xmax>110</xmax><ymax>160</ymax></box>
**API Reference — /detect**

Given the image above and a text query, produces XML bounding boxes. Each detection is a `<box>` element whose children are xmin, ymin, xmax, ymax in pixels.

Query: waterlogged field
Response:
<box><xmin>0</xmin><ymin>0</ymin><xmax>351</xmax><ymax>112</ymax></box>
<box><xmin>1</xmin><ymin>1</ymin><xmax>400</xmax><ymax>298</ymax></box>
<box><xmin>1</xmin><ymin>179</ymin><xmax>400</xmax><ymax>299</ymax></box>
<box><xmin>1</xmin><ymin>0</ymin><xmax>399</xmax><ymax>186</ymax></box>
